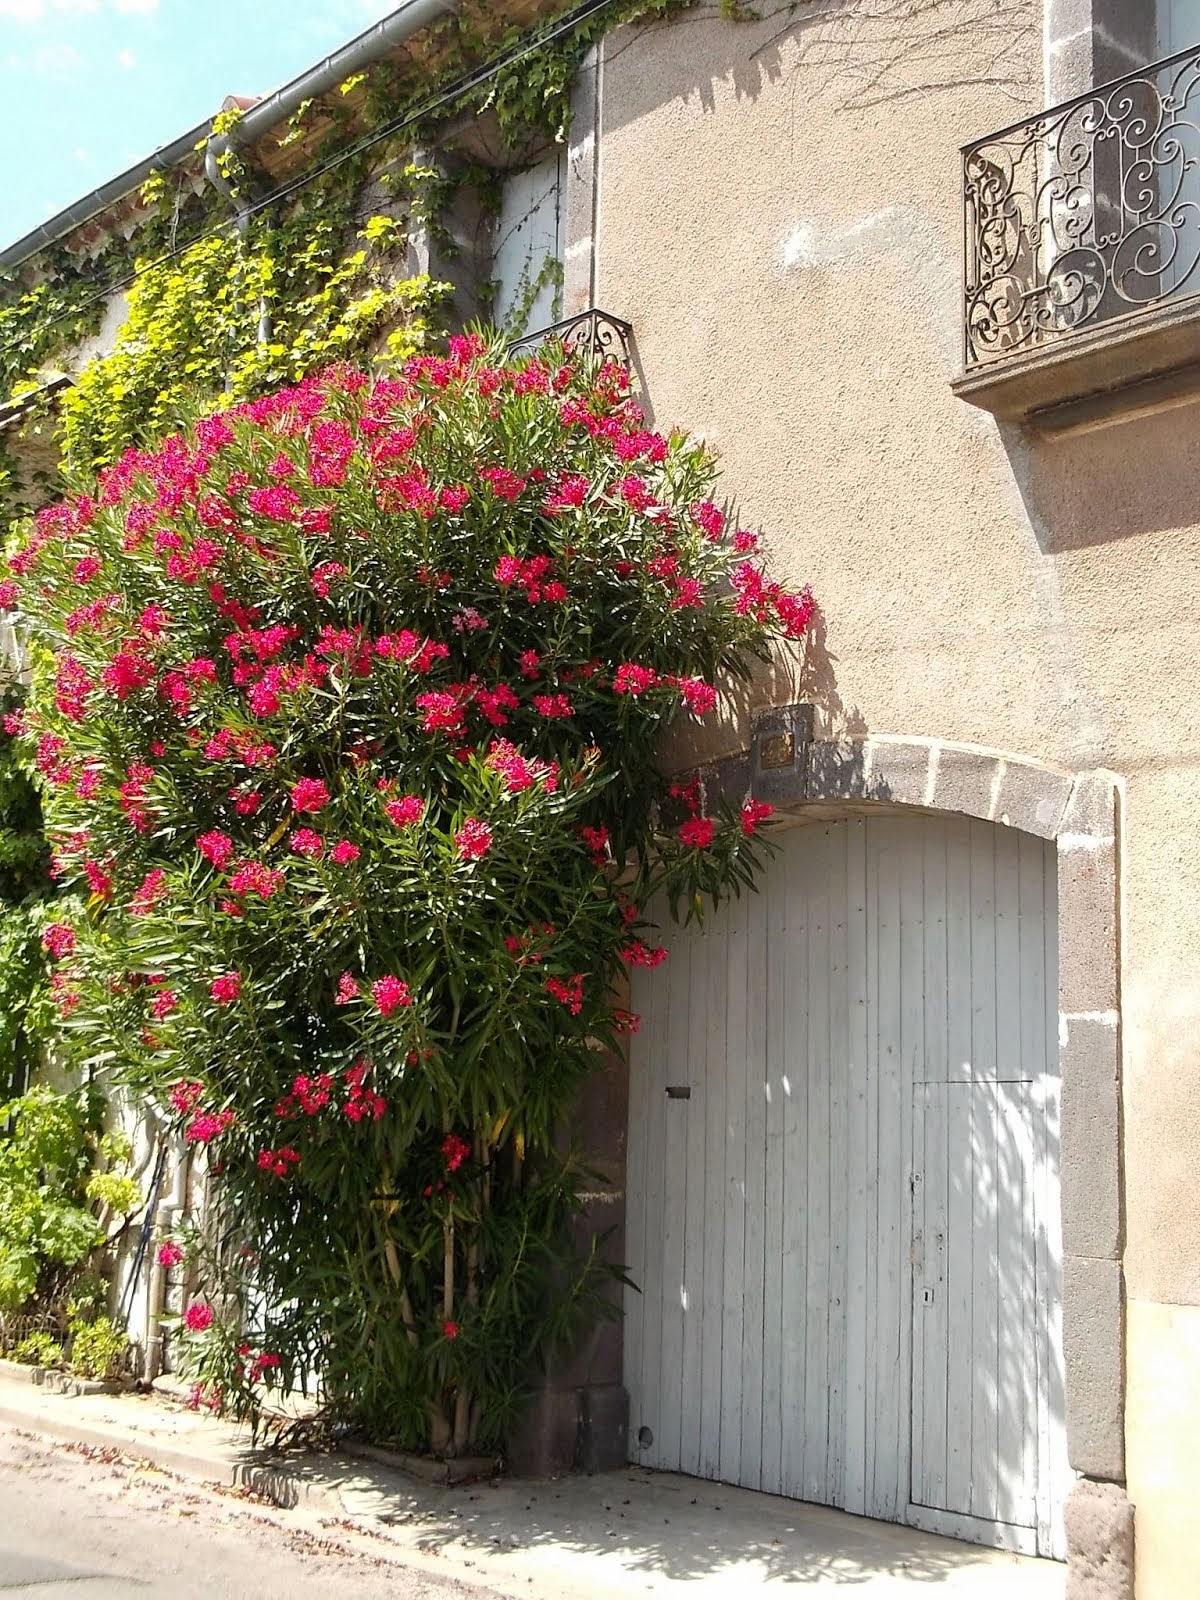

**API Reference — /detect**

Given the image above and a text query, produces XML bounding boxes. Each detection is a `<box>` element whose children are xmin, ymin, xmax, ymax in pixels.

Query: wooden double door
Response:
<box><xmin>624</xmin><ymin>813</ymin><xmax>1068</xmax><ymax>1557</ymax></box>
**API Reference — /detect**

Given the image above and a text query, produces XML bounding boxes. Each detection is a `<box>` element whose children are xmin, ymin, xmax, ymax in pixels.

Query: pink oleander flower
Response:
<box><xmin>442</xmin><ymin>1133</ymin><xmax>470</xmax><ymax>1172</ymax></box>
<box><xmin>130</xmin><ymin>869</ymin><xmax>167</xmax><ymax>916</ymax></box>
<box><xmin>256</xmin><ymin>1146</ymin><xmax>300</xmax><ymax>1178</ymax></box>
<box><xmin>741</xmin><ymin>799</ymin><xmax>775</xmax><ymax>836</ymax></box>
<box><xmin>157</xmin><ymin>1241</ymin><xmax>184</xmax><ymax>1269</ymax></box>
<box><xmin>330</xmin><ymin>839</ymin><xmax>360</xmax><ymax>864</ymax></box>
<box><xmin>678</xmin><ymin>817</ymin><xmax>714</xmax><ymax>850</ymax></box>
<box><xmin>227</xmin><ymin>860</ymin><xmax>285</xmax><ymax>900</ymax></box>
<box><xmin>210</xmin><ymin>972</ymin><xmax>241</xmax><ymax>1005</ymax></box>
<box><xmin>545</xmin><ymin>973</ymin><xmax>585</xmax><ymax>1015</ymax></box>
<box><xmin>187</xmin><ymin>1107</ymin><xmax>236</xmax><ymax>1145</ymax></box>
<box><xmin>290</xmin><ymin>827</ymin><xmax>324</xmax><ymax>860</ymax></box>
<box><xmin>674</xmin><ymin>676</ymin><xmax>717</xmax><ymax>716</ymax></box>
<box><xmin>443</xmin><ymin>1320</ymin><xmax>459</xmax><ymax>1341</ymax></box>
<box><xmin>150</xmin><ymin>989</ymin><xmax>178</xmax><ymax>1020</ymax></box>
<box><xmin>334</xmin><ymin>971</ymin><xmax>359</xmax><ymax>1006</ymax></box>
<box><xmin>183</xmin><ymin>1302</ymin><xmax>214</xmax><ymax>1333</ymax></box>
<box><xmin>41</xmin><ymin>922</ymin><xmax>76</xmax><ymax>960</ymax></box>
<box><xmin>290</xmin><ymin>776</ymin><xmax>330</xmax><ymax>813</ymax></box>
<box><xmin>613</xmin><ymin>662</ymin><xmax>659</xmax><ymax>696</ymax></box>
<box><xmin>454</xmin><ymin>818</ymin><xmax>492</xmax><ymax>860</ymax></box>
<box><xmin>691</xmin><ymin>500</ymin><xmax>725</xmax><ymax>541</ymax></box>
<box><xmin>620</xmin><ymin>940</ymin><xmax>669</xmax><ymax>969</ymax></box>
<box><xmin>169</xmin><ymin>1080</ymin><xmax>204</xmax><ymax>1116</ymax></box>
<box><xmin>197</xmin><ymin>829</ymin><xmax>234</xmax><ymax>871</ymax></box>
<box><xmin>372</xmin><ymin>975</ymin><xmax>412</xmax><ymax>1017</ymax></box>
<box><xmin>385</xmin><ymin>794</ymin><xmax>425</xmax><ymax>827</ymax></box>
<box><xmin>532</xmin><ymin>693</ymin><xmax>573</xmax><ymax>720</ymax></box>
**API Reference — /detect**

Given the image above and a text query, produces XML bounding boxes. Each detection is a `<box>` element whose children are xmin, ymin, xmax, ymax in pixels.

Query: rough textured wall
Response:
<box><xmin>592</xmin><ymin>4</ymin><xmax>1200</xmax><ymax>1594</ymax></box>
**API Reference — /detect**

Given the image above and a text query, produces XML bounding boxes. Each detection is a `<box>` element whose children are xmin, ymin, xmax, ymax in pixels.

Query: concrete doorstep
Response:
<box><xmin>0</xmin><ymin>1368</ymin><xmax>1065</xmax><ymax>1599</ymax></box>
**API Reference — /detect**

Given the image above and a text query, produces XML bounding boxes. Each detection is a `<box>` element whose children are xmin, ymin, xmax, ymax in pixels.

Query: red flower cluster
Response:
<box><xmin>42</xmin><ymin>922</ymin><xmax>76</xmax><ymax>959</ymax></box>
<box><xmin>485</xmin><ymin>738</ymin><xmax>558</xmax><ymax>793</ymax></box>
<box><xmin>371</xmin><ymin>975</ymin><xmax>412</xmax><ymax>1016</ymax></box>
<box><xmin>186</xmin><ymin>1109</ymin><xmax>235</xmax><ymax>1144</ymax></box>
<box><xmin>454</xmin><ymin>818</ymin><xmax>492</xmax><ymax>860</ymax></box>
<box><xmin>257</xmin><ymin>1146</ymin><xmax>301</xmax><ymax>1177</ymax></box>
<box><xmin>678</xmin><ymin>817</ymin><xmax>715</xmax><ymax>850</ymax></box>
<box><xmin>209</xmin><ymin>972</ymin><xmax>241</xmax><ymax>1005</ymax></box>
<box><xmin>545</xmin><ymin>973</ymin><xmax>585</xmax><ymax>1015</ymax></box>
<box><xmin>442</xmin><ymin>1133</ymin><xmax>470</xmax><ymax>1172</ymax></box>
<box><xmin>620</xmin><ymin>940</ymin><xmax>669</xmax><ymax>969</ymax></box>
<box><xmin>384</xmin><ymin>793</ymin><xmax>425</xmax><ymax>827</ymax></box>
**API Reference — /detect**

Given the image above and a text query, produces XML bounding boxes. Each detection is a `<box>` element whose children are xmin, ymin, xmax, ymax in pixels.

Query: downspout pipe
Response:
<box><xmin>202</xmin><ymin>0</ymin><xmax>456</xmax><ymax>350</ymax></box>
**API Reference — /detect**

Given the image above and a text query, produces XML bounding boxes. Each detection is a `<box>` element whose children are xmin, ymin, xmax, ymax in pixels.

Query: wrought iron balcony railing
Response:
<box><xmin>963</xmin><ymin>45</ymin><xmax>1200</xmax><ymax>370</ymax></box>
<box><xmin>509</xmin><ymin>308</ymin><xmax>632</xmax><ymax>365</ymax></box>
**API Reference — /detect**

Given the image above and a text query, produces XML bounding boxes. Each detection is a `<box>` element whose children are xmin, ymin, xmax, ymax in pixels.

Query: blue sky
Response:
<box><xmin>0</xmin><ymin>0</ymin><xmax>399</xmax><ymax>249</ymax></box>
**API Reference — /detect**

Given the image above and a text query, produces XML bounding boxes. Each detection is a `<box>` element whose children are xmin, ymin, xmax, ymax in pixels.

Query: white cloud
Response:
<box><xmin>33</xmin><ymin>41</ymin><xmax>83</xmax><ymax>80</ymax></box>
<box><xmin>117</xmin><ymin>46</ymin><xmax>135</xmax><ymax>67</ymax></box>
<box><xmin>112</xmin><ymin>0</ymin><xmax>158</xmax><ymax>11</ymax></box>
<box><xmin>0</xmin><ymin>0</ymin><xmax>99</xmax><ymax>19</ymax></box>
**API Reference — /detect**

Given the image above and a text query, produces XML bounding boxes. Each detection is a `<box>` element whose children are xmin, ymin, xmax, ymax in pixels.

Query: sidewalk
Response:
<box><xmin>0</xmin><ymin>1365</ymin><xmax>1065</xmax><ymax>1599</ymax></box>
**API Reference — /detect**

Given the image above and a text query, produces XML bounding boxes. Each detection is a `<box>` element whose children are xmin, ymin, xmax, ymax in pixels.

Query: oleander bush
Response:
<box><xmin>1</xmin><ymin>333</ymin><xmax>812</xmax><ymax>1454</ymax></box>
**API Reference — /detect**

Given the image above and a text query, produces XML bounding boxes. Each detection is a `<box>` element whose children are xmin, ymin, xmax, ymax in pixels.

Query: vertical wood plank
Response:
<box><xmin>969</xmin><ymin>1082</ymin><xmax>1000</xmax><ymax>1522</ymax></box>
<box><xmin>740</xmin><ymin>853</ymin><xmax>769</xmax><ymax>1490</ymax></box>
<box><xmin>894</xmin><ymin>818</ymin><xmax>923</xmax><ymax>1517</ymax></box>
<box><xmin>969</xmin><ymin>820</ymin><xmax>997</xmax><ymax>1080</ymax></box>
<box><xmin>624</xmin><ymin>937</ymin><xmax>655</xmax><ymax>1456</ymax></box>
<box><xmin>868</xmin><ymin>827</ymin><xmax>904</xmax><ymax>1518</ymax></box>
<box><xmin>759</xmin><ymin>850</ymin><xmax>788</xmax><ymax>1496</ymax></box>
<box><xmin>914</xmin><ymin>1080</ymin><xmax>950</xmax><ymax>1512</ymax></box>
<box><xmin>996</xmin><ymin>1080</ymin><xmax>1038</xmax><ymax>1530</ymax></box>
<box><xmin>780</xmin><ymin>836</ymin><xmax>809</xmax><ymax>1500</ymax></box>
<box><xmin>803</xmin><ymin>829</ymin><xmax>832</xmax><ymax>1502</ymax></box>
<box><xmin>994</xmin><ymin>827</ymin><xmax>1023</xmax><ymax>1080</ymax></box>
<box><xmin>656</xmin><ymin>921</ymin><xmax>691</xmax><ymax>1470</ymax></box>
<box><xmin>826</xmin><ymin>824</ymin><xmax>851</xmax><ymax>1507</ymax></box>
<box><xmin>679</xmin><ymin>921</ymin><xmax>709</xmax><ymax>1477</ymax></box>
<box><xmin>719</xmin><ymin>884</ymin><xmax>749</xmax><ymax>1485</ymax></box>
<box><xmin>843</xmin><ymin>818</ymin><xmax>870</xmax><ymax>1515</ymax></box>
<box><xmin>945</xmin><ymin>1083</ymin><xmax>974</xmax><ymax>1512</ymax></box>
<box><xmin>700</xmin><ymin>897</ymin><xmax>729</xmax><ymax>1480</ymax></box>
<box><xmin>946</xmin><ymin>819</ymin><xmax>973</xmax><ymax>1084</ymax></box>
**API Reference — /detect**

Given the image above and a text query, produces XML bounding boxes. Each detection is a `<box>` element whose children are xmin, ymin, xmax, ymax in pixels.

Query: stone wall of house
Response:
<box><xmin>575</xmin><ymin>3</ymin><xmax>1200</xmax><ymax>1594</ymax></box>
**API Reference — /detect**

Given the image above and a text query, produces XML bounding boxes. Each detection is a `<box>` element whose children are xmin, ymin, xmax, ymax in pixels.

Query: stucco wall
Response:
<box><xmin>589</xmin><ymin>2</ymin><xmax>1200</xmax><ymax>1592</ymax></box>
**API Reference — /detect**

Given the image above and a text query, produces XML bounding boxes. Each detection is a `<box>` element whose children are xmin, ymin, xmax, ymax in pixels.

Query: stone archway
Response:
<box><xmin>686</xmin><ymin>708</ymin><xmax>1130</xmax><ymax>1590</ymax></box>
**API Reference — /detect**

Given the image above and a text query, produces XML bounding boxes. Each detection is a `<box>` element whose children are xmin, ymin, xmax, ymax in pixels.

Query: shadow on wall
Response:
<box><xmin>656</xmin><ymin>597</ymin><xmax>866</xmax><ymax>777</ymax></box>
<box><xmin>599</xmin><ymin>0</ymin><xmax>1035</xmax><ymax>131</ymax></box>
<box><xmin>1002</xmin><ymin>395</ymin><xmax>1200</xmax><ymax>552</ymax></box>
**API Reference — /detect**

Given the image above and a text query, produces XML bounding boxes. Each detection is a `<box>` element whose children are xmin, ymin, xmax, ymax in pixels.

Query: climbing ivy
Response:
<box><xmin>0</xmin><ymin>681</ymin><xmax>53</xmax><ymax>1101</ymax></box>
<box><xmin>0</xmin><ymin>0</ymin><xmax>714</xmax><ymax>495</ymax></box>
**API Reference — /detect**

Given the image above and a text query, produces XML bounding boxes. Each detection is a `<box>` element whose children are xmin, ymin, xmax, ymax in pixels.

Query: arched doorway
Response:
<box><xmin>624</xmin><ymin>810</ymin><xmax>1069</xmax><ymax>1558</ymax></box>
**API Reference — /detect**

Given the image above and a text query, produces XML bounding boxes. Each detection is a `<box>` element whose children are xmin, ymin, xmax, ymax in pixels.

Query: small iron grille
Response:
<box><xmin>962</xmin><ymin>45</ymin><xmax>1200</xmax><ymax>368</ymax></box>
<box><xmin>510</xmin><ymin>307</ymin><xmax>632</xmax><ymax>364</ymax></box>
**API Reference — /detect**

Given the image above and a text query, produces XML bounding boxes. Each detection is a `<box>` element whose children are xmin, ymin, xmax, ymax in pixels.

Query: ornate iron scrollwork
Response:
<box><xmin>510</xmin><ymin>308</ymin><xmax>632</xmax><ymax>364</ymax></box>
<box><xmin>963</xmin><ymin>45</ymin><xmax>1200</xmax><ymax>367</ymax></box>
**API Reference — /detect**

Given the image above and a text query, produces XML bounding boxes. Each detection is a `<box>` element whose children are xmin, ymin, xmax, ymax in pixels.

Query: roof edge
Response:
<box><xmin>0</xmin><ymin>120</ymin><xmax>212</xmax><ymax>276</ymax></box>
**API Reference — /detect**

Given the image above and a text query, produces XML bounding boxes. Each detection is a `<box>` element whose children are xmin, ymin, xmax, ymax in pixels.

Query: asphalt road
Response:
<box><xmin>0</xmin><ymin>1428</ymin><xmax>499</xmax><ymax>1599</ymax></box>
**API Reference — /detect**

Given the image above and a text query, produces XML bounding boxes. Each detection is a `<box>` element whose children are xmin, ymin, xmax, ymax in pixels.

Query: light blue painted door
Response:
<box><xmin>623</xmin><ymin>813</ymin><xmax>1067</xmax><ymax>1558</ymax></box>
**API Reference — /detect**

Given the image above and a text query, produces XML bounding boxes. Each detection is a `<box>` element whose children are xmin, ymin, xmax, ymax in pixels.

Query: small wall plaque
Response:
<box><xmin>759</xmin><ymin>731</ymin><xmax>795</xmax><ymax>771</ymax></box>
<box><xmin>665</xmin><ymin>1085</ymin><xmax>691</xmax><ymax>1100</ymax></box>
